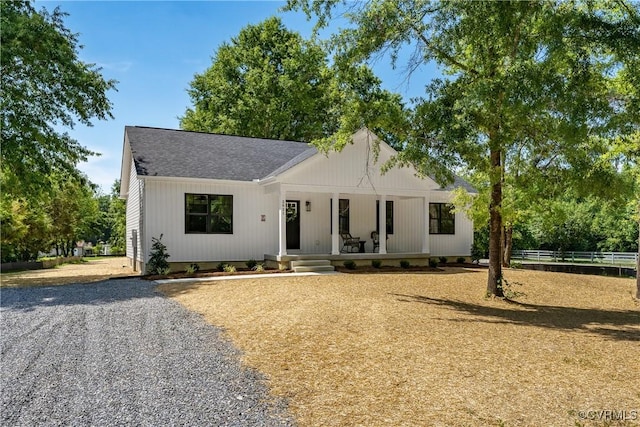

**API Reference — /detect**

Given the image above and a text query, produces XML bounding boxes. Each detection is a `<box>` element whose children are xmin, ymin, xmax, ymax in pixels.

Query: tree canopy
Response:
<box><xmin>0</xmin><ymin>0</ymin><xmax>116</xmax><ymax>195</ymax></box>
<box><xmin>288</xmin><ymin>0</ymin><xmax>640</xmax><ymax>296</ymax></box>
<box><xmin>181</xmin><ymin>16</ymin><xmax>405</xmax><ymax>144</ymax></box>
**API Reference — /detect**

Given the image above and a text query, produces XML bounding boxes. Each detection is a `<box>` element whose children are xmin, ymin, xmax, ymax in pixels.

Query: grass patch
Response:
<box><xmin>159</xmin><ymin>269</ymin><xmax>639</xmax><ymax>427</ymax></box>
<box><xmin>0</xmin><ymin>257</ymin><xmax>137</xmax><ymax>288</ymax></box>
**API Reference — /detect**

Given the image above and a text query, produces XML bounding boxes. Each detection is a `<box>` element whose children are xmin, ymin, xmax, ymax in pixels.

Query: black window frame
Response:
<box><xmin>429</xmin><ymin>203</ymin><xmax>455</xmax><ymax>235</ymax></box>
<box><xmin>376</xmin><ymin>200</ymin><xmax>394</xmax><ymax>235</ymax></box>
<box><xmin>185</xmin><ymin>193</ymin><xmax>233</xmax><ymax>234</ymax></box>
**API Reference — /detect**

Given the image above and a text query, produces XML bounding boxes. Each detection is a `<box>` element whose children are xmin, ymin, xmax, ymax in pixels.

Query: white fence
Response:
<box><xmin>512</xmin><ymin>250</ymin><xmax>638</xmax><ymax>266</ymax></box>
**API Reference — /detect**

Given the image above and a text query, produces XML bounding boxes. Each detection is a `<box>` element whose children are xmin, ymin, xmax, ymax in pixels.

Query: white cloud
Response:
<box><xmin>76</xmin><ymin>145</ymin><xmax>120</xmax><ymax>194</ymax></box>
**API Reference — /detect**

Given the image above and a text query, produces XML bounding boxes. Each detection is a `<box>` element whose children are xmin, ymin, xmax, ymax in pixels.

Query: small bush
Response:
<box><xmin>456</xmin><ymin>257</ymin><xmax>466</xmax><ymax>264</ymax></box>
<box><xmin>148</xmin><ymin>234</ymin><xmax>170</xmax><ymax>274</ymax></box>
<box><xmin>400</xmin><ymin>260</ymin><xmax>410</xmax><ymax>269</ymax></box>
<box><xmin>223</xmin><ymin>264</ymin><xmax>237</xmax><ymax>273</ymax></box>
<box><xmin>157</xmin><ymin>267</ymin><xmax>171</xmax><ymax>276</ymax></box>
<box><xmin>185</xmin><ymin>263</ymin><xmax>200</xmax><ymax>275</ymax></box>
<box><xmin>216</xmin><ymin>262</ymin><xmax>225</xmax><ymax>272</ymax></box>
<box><xmin>429</xmin><ymin>258</ymin><xmax>438</xmax><ymax>268</ymax></box>
<box><xmin>343</xmin><ymin>260</ymin><xmax>357</xmax><ymax>270</ymax></box>
<box><xmin>246</xmin><ymin>259</ymin><xmax>257</xmax><ymax>270</ymax></box>
<box><xmin>510</xmin><ymin>261</ymin><xmax>523</xmax><ymax>269</ymax></box>
<box><xmin>498</xmin><ymin>278</ymin><xmax>526</xmax><ymax>300</ymax></box>
<box><xmin>252</xmin><ymin>263</ymin><xmax>265</xmax><ymax>272</ymax></box>
<box><xmin>439</xmin><ymin>256</ymin><xmax>448</xmax><ymax>264</ymax></box>
<box><xmin>471</xmin><ymin>242</ymin><xmax>484</xmax><ymax>263</ymax></box>
<box><xmin>371</xmin><ymin>259</ymin><xmax>382</xmax><ymax>269</ymax></box>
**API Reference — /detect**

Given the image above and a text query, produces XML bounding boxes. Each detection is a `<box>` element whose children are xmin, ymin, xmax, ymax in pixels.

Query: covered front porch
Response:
<box><xmin>262</xmin><ymin>182</ymin><xmax>433</xmax><ymax>268</ymax></box>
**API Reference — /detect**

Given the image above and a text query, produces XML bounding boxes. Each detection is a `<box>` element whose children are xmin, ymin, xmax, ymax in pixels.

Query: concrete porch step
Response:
<box><xmin>290</xmin><ymin>259</ymin><xmax>332</xmax><ymax>268</ymax></box>
<box><xmin>291</xmin><ymin>259</ymin><xmax>335</xmax><ymax>273</ymax></box>
<box><xmin>293</xmin><ymin>265</ymin><xmax>336</xmax><ymax>273</ymax></box>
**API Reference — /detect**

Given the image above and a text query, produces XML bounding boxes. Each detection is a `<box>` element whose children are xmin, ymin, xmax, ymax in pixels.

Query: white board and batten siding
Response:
<box><xmin>429</xmin><ymin>191</ymin><xmax>474</xmax><ymax>257</ymax></box>
<box><xmin>275</xmin><ymin>129</ymin><xmax>472</xmax><ymax>257</ymax></box>
<box><xmin>125</xmin><ymin>158</ymin><xmax>144</xmax><ymax>269</ymax></box>
<box><xmin>277</xmin><ymin>130</ymin><xmax>440</xmax><ymax>196</ymax></box>
<box><xmin>143</xmin><ymin>179</ymin><xmax>278</xmax><ymax>263</ymax></box>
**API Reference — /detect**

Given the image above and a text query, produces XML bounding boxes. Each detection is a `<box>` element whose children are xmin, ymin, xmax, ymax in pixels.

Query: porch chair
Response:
<box><xmin>371</xmin><ymin>231</ymin><xmax>380</xmax><ymax>253</ymax></box>
<box><xmin>340</xmin><ymin>233</ymin><xmax>360</xmax><ymax>253</ymax></box>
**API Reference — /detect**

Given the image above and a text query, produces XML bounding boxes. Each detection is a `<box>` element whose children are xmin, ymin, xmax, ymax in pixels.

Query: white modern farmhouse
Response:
<box><xmin>120</xmin><ymin>126</ymin><xmax>475</xmax><ymax>273</ymax></box>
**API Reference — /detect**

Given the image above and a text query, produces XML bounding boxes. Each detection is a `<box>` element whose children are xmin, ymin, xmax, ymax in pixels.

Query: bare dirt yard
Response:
<box><xmin>159</xmin><ymin>268</ymin><xmax>640</xmax><ymax>427</ymax></box>
<box><xmin>0</xmin><ymin>257</ymin><xmax>138</xmax><ymax>287</ymax></box>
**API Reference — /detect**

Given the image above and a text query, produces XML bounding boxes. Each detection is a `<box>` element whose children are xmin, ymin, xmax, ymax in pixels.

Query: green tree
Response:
<box><xmin>604</xmin><ymin>135</ymin><xmax>640</xmax><ymax>297</ymax></box>
<box><xmin>48</xmin><ymin>176</ymin><xmax>100</xmax><ymax>257</ymax></box>
<box><xmin>107</xmin><ymin>180</ymin><xmax>126</xmax><ymax>255</ymax></box>
<box><xmin>181</xmin><ymin>17</ymin><xmax>405</xmax><ymax>143</ymax></box>
<box><xmin>0</xmin><ymin>1</ymin><xmax>116</xmax><ymax>195</ymax></box>
<box><xmin>289</xmin><ymin>0</ymin><xmax>640</xmax><ymax>296</ymax></box>
<box><xmin>0</xmin><ymin>193</ymin><xmax>51</xmax><ymax>262</ymax></box>
<box><xmin>181</xmin><ymin>17</ymin><xmax>334</xmax><ymax>141</ymax></box>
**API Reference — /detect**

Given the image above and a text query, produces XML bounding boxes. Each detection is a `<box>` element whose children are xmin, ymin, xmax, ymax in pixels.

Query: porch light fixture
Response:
<box><xmin>305</xmin><ymin>201</ymin><xmax>311</xmax><ymax>212</ymax></box>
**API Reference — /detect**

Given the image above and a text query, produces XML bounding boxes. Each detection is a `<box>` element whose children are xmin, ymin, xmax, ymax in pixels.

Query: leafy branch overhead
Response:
<box><xmin>287</xmin><ymin>0</ymin><xmax>640</xmax><ymax>295</ymax></box>
<box><xmin>0</xmin><ymin>0</ymin><xmax>117</xmax><ymax>195</ymax></box>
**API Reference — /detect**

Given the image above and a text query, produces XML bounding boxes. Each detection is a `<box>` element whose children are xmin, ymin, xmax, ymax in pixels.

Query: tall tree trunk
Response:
<box><xmin>503</xmin><ymin>226</ymin><xmax>513</xmax><ymax>267</ymax></box>
<box><xmin>487</xmin><ymin>148</ymin><xmax>504</xmax><ymax>297</ymax></box>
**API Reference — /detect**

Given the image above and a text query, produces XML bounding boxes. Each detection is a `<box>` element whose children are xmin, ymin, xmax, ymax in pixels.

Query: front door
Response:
<box><xmin>286</xmin><ymin>200</ymin><xmax>301</xmax><ymax>250</ymax></box>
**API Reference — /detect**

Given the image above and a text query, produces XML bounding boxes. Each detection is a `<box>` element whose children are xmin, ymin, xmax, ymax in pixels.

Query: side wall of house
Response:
<box><xmin>143</xmin><ymin>179</ymin><xmax>278</xmax><ymax>263</ymax></box>
<box><xmin>125</xmin><ymin>159</ymin><xmax>144</xmax><ymax>271</ymax></box>
<box><xmin>427</xmin><ymin>191</ymin><xmax>473</xmax><ymax>257</ymax></box>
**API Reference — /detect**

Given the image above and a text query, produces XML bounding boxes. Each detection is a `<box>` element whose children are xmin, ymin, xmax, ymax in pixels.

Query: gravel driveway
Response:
<box><xmin>1</xmin><ymin>278</ymin><xmax>294</xmax><ymax>426</ymax></box>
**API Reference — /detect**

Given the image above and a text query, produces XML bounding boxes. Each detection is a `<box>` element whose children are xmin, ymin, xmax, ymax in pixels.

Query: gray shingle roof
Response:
<box><xmin>125</xmin><ymin>126</ymin><xmax>476</xmax><ymax>193</ymax></box>
<box><xmin>125</xmin><ymin>126</ymin><xmax>313</xmax><ymax>181</ymax></box>
<box><xmin>442</xmin><ymin>175</ymin><xmax>478</xmax><ymax>193</ymax></box>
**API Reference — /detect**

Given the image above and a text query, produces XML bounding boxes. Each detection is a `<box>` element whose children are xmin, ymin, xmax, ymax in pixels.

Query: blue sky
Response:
<box><xmin>40</xmin><ymin>1</ymin><xmax>438</xmax><ymax>192</ymax></box>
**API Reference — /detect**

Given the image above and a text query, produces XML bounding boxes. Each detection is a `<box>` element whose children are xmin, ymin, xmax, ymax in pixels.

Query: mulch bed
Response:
<box><xmin>336</xmin><ymin>263</ymin><xmax>484</xmax><ymax>273</ymax></box>
<box><xmin>144</xmin><ymin>268</ymin><xmax>292</xmax><ymax>281</ymax></box>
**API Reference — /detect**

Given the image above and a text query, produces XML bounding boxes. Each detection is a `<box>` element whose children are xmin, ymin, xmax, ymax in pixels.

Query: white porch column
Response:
<box><xmin>422</xmin><ymin>195</ymin><xmax>430</xmax><ymax>253</ymax></box>
<box><xmin>331</xmin><ymin>192</ymin><xmax>340</xmax><ymax>255</ymax></box>
<box><xmin>379</xmin><ymin>194</ymin><xmax>387</xmax><ymax>254</ymax></box>
<box><xmin>278</xmin><ymin>189</ymin><xmax>287</xmax><ymax>256</ymax></box>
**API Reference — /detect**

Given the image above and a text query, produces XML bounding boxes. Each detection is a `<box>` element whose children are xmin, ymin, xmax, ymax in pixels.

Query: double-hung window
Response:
<box><xmin>429</xmin><ymin>203</ymin><xmax>455</xmax><ymax>234</ymax></box>
<box><xmin>185</xmin><ymin>194</ymin><xmax>233</xmax><ymax>234</ymax></box>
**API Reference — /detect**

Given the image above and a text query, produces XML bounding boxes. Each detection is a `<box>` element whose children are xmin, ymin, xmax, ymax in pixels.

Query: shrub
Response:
<box><xmin>158</xmin><ymin>267</ymin><xmax>171</xmax><ymax>276</ymax></box>
<box><xmin>439</xmin><ymin>256</ymin><xmax>448</xmax><ymax>264</ymax></box>
<box><xmin>371</xmin><ymin>259</ymin><xmax>382</xmax><ymax>269</ymax></box>
<box><xmin>343</xmin><ymin>260</ymin><xmax>356</xmax><ymax>270</ymax></box>
<box><xmin>497</xmin><ymin>278</ymin><xmax>526</xmax><ymax>300</ymax></box>
<box><xmin>246</xmin><ymin>259</ymin><xmax>257</xmax><ymax>270</ymax></box>
<box><xmin>223</xmin><ymin>264</ymin><xmax>237</xmax><ymax>273</ymax></box>
<box><xmin>510</xmin><ymin>261</ymin><xmax>523</xmax><ymax>269</ymax></box>
<box><xmin>148</xmin><ymin>234</ymin><xmax>170</xmax><ymax>275</ymax></box>
<box><xmin>429</xmin><ymin>258</ymin><xmax>438</xmax><ymax>268</ymax></box>
<box><xmin>457</xmin><ymin>257</ymin><xmax>466</xmax><ymax>264</ymax></box>
<box><xmin>216</xmin><ymin>262</ymin><xmax>225</xmax><ymax>272</ymax></box>
<box><xmin>252</xmin><ymin>263</ymin><xmax>265</xmax><ymax>272</ymax></box>
<box><xmin>471</xmin><ymin>242</ymin><xmax>484</xmax><ymax>264</ymax></box>
<box><xmin>400</xmin><ymin>260</ymin><xmax>410</xmax><ymax>269</ymax></box>
<box><xmin>185</xmin><ymin>263</ymin><xmax>200</xmax><ymax>275</ymax></box>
